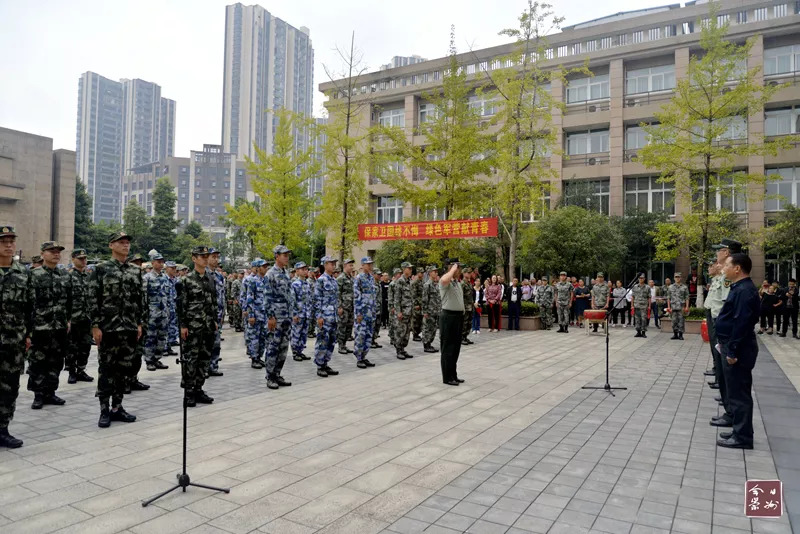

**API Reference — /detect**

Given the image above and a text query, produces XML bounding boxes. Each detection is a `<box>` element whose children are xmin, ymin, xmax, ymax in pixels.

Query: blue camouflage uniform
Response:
<box><xmin>290</xmin><ymin>264</ymin><xmax>311</xmax><ymax>357</ymax></box>
<box><xmin>143</xmin><ymin>267</ymin><xmax>171</xmax><ymax>364</ymax></box>
<box><xmin>264</xmin><ymin>252</ymin><xmax>295</xmax><ymax>380</ymax></box>
<box><xmin>209</xmin><ymin>258</ymin><xmax>226</xmax><ymax>372</ymax></box>
<box><xmin>244</xmin><ymin>262</ymin><xmax>268</xmax><ymax>362</ymax></box>
<box><xmin>166</xmin><ymin>271</ymin><xmax>179</xmax><ymax>347</ymax></box>
<box><xmin>314</xmin><ymin>263</ymin><xmax>339</xmax><ymax>367</ymax></box>
<box><xmin>240</xmin><ymin>272</ymin><xmax>253</xmax><ymax>356</ymax></box>
<box><xmin>353</xmin><ymin>258</ymin><xmax>377</xmax><ymax>362</ymax></box>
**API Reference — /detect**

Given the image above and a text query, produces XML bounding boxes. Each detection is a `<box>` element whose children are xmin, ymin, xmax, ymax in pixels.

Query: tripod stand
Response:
<box><xmin>582</xmin><ymin>278</ymin><xmax>635</xmax><ymax>397</ymax></box>
<box><xmin>142</xmin><ymin>314</ymin><xmax>230</xmax><ymax>506</ymax></box>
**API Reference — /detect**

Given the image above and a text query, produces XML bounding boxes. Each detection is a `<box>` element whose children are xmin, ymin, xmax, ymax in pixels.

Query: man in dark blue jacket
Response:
<box><xmin>713</xmin><ymin>253</ymin><xmax>760</xmax><ymax>449</ymax></box>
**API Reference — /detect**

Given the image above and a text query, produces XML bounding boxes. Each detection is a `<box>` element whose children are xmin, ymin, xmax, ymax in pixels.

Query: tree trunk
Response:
<box><xmin>508</xmin><ymin>220</ymin><xmax>518</xmax><ymax>281</ymax></box>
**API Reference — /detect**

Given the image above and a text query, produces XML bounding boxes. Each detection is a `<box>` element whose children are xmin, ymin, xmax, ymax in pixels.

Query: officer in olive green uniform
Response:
<box><xmin>0</xmin><ymin>226</ymin><xmax>29</xmax><ymax>448</ymax></box>
<box><xmin>667</xmin><ymin>272</ymin><xmax>690</xmax><ymax>340</ymax></box>
<box><xmin>631</xmin><ymin>273</ymin><xmax>652</xmax><ymax>338</ymax></box>
<box><xmin>67</xmin><ymin>249</ymin><xmax>94</xmax><ymax>384</ymax></box>
<box><xmin>27</xmin><ymin>241</ymin><xmax>72</xmax><ymax>410</ymax></box>
<box><xmin>89</xmin><ymin>232</ymin><xmax>143</xmax><ymax>428</ymax></box>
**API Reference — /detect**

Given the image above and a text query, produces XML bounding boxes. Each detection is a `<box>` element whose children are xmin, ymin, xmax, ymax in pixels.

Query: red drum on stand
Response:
<box><xmin>584</xmin><ymin>309</ymin><xmax>606</xmax><ymax>322</ymax></box>
<box><xmin>701</xmin><ymin>319</ymin><xmax>709</xmax><ymax>343</ymax></box>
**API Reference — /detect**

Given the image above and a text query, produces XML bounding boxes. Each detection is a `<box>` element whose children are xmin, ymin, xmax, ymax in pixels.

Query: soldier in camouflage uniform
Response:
<box><xmin>590</xmin><ymin>272</ymin><xmax>611</xmax><ymax>332</ymax></box>
<box><xmin>631</xmin><ymin>273</ymin><xmax>652</xmax><ymax>338</ymax></box>
<box><xmin>165</xmin><ymin>261</ymin><xmax>180</xmax><ymax>352</ymax></box>
<box><xmin>371</xmin><ymin>270</ymin><xmax>383</xmax><ymax>348</ymax></box>
<box><xmin>353</xmin><ymin>257</ymin><xmax>378</xmax><ymax>368</ymax></box>
<box><xmin>264</xmin><ymin>245</ymin><xmax>295</xmax><ymax>389</ymax></box>
<box><xmin>0</xmin><ymin>226</ymin><xmax>29</xmax><ymax>448</ymax></box>
<box><xmin>422</xmin><ymin>265</ymin><xmax>441</xmax><ymax>353</ymax></box>
<box><xmin>411</xmin><ymin>271</ymin><xmax>424</xmax><ymax>342</ymax></box>
<box><xmin>667</xmin><ymin>272</ymin><xmax>690</xmax><ymax>340</ymax></box>
<box><xmin>27</xmin><ymin>241</ymin><xmax>72</xmax><ymax>410</ymax></box>
<box><xmin>539</xmin><ymin>276</ymin><xmax>555</xmax><ymax>330</ymax></box>
<box><xmin>388</xmin><ymin>268</ymin><xmax>401</xmax><ymax>346</ymax></box>
<box><xmin>230</xmin><ymin>271</ymin><xmax>244</xmax><ymax>332</ymax></box>
<box><xmin>207</xmin><ymin>249</ymin><xmax>226</xmax><ymax>376</ymax></box>
<box><xmin>461</xmin><ymin>268</ymin><xmax>474</xmax><ymax>344</ymax></box>
<box><xmin>554</xmin><ymin>271</ymin><xmax>573</xmax><ymax>333</ymax></box>
<box><xmin>245</xmin><ymin>259</ymin><xmax>268</xmax><ymax>368</ymax></box>
<box><xmin>179</xmin><ymin>246</ymin><xmax>217</xmax><ymax>406</ymax></box>
<box><xmin>394</xmin><ymin>262</ymin><xmax>415</xmax><ymax>359</ymax></box>
<box><xmin>314</xmin><ymin>257</ymin><xmax>340</xmax><ymax>377</ymax></box>
<box><xmin>336</xmin><ymin>259</ymin><xmax>355</xmax><ymax>354</ymax></box>
<box><xmin>290</xmin><ymin>262</ymin><xmax>312</xmax><ymax>361</ymax></box>
<box><xmin>143</xmin><ymin>252</ymin><xmax>171</xmax><ymax>372</ymax></box>
<box><xmin>307</xmin><ymin>269</ymin><xmax>318</xmax><ymax>338</ymax></box>
<box><xmin>89</xmin><ymin>231</ymin><xmax>144</xmax><ymax>427</ymax></box>
<box><xmin>66</xmin><ymin>248</ymin><xmax>94</xmax><ymax>384</ymax></box>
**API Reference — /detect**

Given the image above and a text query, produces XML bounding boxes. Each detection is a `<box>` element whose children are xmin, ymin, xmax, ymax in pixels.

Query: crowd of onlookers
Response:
<box><xmin>757</xmin><ymin>278</ymin><xmax>799</xmax><ymax>337</ymax></box>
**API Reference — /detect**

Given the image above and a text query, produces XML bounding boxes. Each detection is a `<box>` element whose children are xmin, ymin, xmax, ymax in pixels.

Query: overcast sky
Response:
<box><xmin>0</xmin><ymin>0</ymin><xmax>672</xmax><ymax>155</ymax></box>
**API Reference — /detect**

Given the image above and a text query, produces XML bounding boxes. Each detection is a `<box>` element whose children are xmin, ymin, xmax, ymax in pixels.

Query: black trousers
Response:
<box><xmin>782</xmin><ymin>307</ymin><xmax>798</xmax><ymax>335</ymax></box>
<box><xmin>508</xmin><ymin>302</ymin><xmax>521</xmax><ymax>330</ymax></box>
<box><xmin>707</xmin><ymin>310</ymin><xmax>729</xmax><ymax>415</ymax></box>
<box><xmin>440</xmin><ymin>310</ymin><xmax>463</xmax><ymax>382</ymax></box>
<box><xmin>722</xmin><ymin>338</ymin><xmax>758</xmax><ymax>443</ymax></box>
<box><xmin>759</xmin><ymin>310</ymin><xmax>774</xmax><ymax>330</ymax></box>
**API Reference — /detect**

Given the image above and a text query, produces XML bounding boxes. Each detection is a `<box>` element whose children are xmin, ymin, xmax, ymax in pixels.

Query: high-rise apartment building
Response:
<box><xmin>76</xmin><ymin>72</ymin><xmax>176</xmax><ymax>223</ymax></box>
<box><xmin>220</xmin><ymin>3</ymin><xmax>314</xmax><ymax>161</ymax></box>
<box><xmin>320</xmin><ymin>0</ymin><xmax>800</xmax><ymax>284</ymax></box>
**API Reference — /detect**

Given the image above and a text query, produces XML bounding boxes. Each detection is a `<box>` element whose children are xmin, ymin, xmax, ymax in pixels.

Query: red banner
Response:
<box><xmin>359</xmin><ymin>217</ymin><xmax>498</xmax><ymax>241</ymax></box>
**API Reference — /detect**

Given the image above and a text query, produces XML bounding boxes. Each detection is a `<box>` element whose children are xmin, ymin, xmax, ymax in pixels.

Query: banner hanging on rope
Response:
<box><xmin>358</xmin><ymin>217</ymin><xmax>498</xmax><ymax>241</ymax></box>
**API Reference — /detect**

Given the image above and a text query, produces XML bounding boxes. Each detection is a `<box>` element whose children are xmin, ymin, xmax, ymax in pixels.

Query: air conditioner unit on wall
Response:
<box><xmin>627</xmin><ymin>99</ymin><xmax>637</xmax><ymax>107</ymax></box>
<box><xmin>588</xmin><ymin>105</ymin><xmax>597</xmax><ymax>112</ymax></box>
<box><xmin>588</xmin><ymin>157</ymin><xmax>597</xmax><ymax>165</ymax></box>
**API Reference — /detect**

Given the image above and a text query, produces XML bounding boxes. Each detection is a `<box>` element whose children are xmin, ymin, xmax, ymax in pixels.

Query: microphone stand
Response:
<box><xmin>142</xmin><ymin>291</ymin><xmax>230</xmax><ymax>507</ymax></box>
<box><xmin>582</xmin><ymin>278</ymin><xmax>636</xmax><ymax>397</ymax></box>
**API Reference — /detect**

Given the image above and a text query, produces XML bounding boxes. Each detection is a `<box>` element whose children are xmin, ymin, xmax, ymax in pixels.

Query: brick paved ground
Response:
<box><xmin>0</xmin><ymin>324</ymin><xmax>796</xmax><ymax>534</ymax></box>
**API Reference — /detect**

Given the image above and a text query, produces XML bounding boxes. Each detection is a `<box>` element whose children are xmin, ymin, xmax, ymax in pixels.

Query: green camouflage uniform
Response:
<box><xmin>230</xmin><ymin>277</ymin><xmax>243</xmax><ymax>331</ymax></box>
<box><xmin>393</xmin><ymin>274</ymin><xmax>413</xmax><ymax>351</ymax></box>
<box><xmin>388</xmin><ymin>277</ymin><xmax>397</xmax><ymax>346</ymax></box>
<box><xmin>411</xmin><ymin>277</ymin><xmax>423</xmax><ymax>338</ymax></box>
<box><xmin>0</xmin><ymin>262</ymin><xmax>31</xmax><ymax>429</ymax></box>
<box><xmin>667</xmin><ymin>283</ymin><xmax>690</xmax><ymax>334</ymax></box>
<box><xmin>554</xmin><ymin>281</ymin><xmax>573</xmax><ymax>327</ymax></box>
<box><xmin>179</xmin><ymin>268</ymin><xmax>217</xmax><ymax>393</ymax></box>
<box><xmin>539</xmin><ymin>283</ymin><xmax>555</xmax><ymax>329</ymax></box>
<box><xmin>631</xmin><ymin>283</ymin><xmax>651</xmax><ymax>333</ymax></box>
<box><xmin>89</xmin><ymin>258</ymin><xmax>146</xmax><ymax>410</ymax></box>
<box><xmin>67</xmin><ymin>268</ymin><xmax>92</xmax><ymax>374</ymax></box>
<box><xmin>27</xmin><ymin>265</ymin><xmax>72</xmax><ymax>396</ymax></box>
<box><xmin>422</xmin><ymin>277</ymin><xmax>441</xmax><ymax>347</ymax></box>
<box><xmin>337</xmin><ymin>272</ymin><xmax>354</xmax><ymax>347</ymax></box>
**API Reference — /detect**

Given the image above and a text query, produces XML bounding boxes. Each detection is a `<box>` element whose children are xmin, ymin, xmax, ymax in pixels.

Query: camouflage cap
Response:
<box><xmin>426</xmin><ymin>265</ymin><xmax>439</xmax><ymax>273</ymax></box>
<box><xmin>165</xmin><ymin>261</ymin><xmax>177</xmax><ymax>268</ymax></box>
<box><xmin>41</xmin><ymin>241</ymin><xmax>65</xmax><ymax>252</ymax></box>
<box><xmin>374</xmin><ymin>269</ymin><xmax>382</xmax><ymax>275</ymax></box>
<box><xmin>71</xmin><ymin>248</ymin><xmax>88</xmax><ymax>258</ymax></box>
<box><xmin>320</xmin><ymin>255</ymin><xmax>337</xmax><ymax>264</ymax></box>
<box><xmin>31</xmin><ymin>255</ymin><xmax>43</xmax><ymax>264</ymax></box>
<box><xmin>343</xmin><ymin>258</ymin><xmax>355</xmax><ymax>264</ymax></box>
<box><xmin>638</xmin><ymin>272</ymin><xmax>646</xmax><ymax>278</ymax></box>
<box><xmin>149</xmin><ymin>251</ymin><xmax>164</xmax><ymax>261</ymax></box>
<box><xmin>130</xmin><ymin>253</ymin><xmax>144</xmax><ymax>263</ymax></box>
<box><xmin>0</xmin><ymin>225</ymin><xmax>16</xmax><ymax>238</ymax></box>
<box><xmin>463</xmin><ymin>267</ymin><xmax>472</xmax><ymax>274</ymax></box>
<box><xmin>191</xmin><ymin>245</ymin><xmax>210</xmax><ymax>255</ymax></box>
<box><xmin>142</xmin><ymin>262</ymin><xmax>152</xmax><ymax>269</ymax></box>
<box><xmin>177</xmin><ymin>264</ymin><xmax>189</xmax><ymax>271</ymax></box>
<box><xmin>559</xmin><ymin>271</ymin><xmax>567</xmax><ymax>276</ymax></box>
<box><xmin>251</xmin><ymin>258</ymin><xmax>266</xmax><ymax>267</ymax></box>
<box><xmin>400</xmin><ymin>261</ymin><xmax>413</xmax><ymax>269</ymax></box>
<box><xmin>208</xmin><ymin>247</ymin><xmax>220</xmax><ymax>255</ymax></box>
<box><xmin>541</xmin><ymin>275</ymin><xmax>549</xmax><ymax>281</ymax></box>
<box><xmin>393</xmin><ymin>267</ymin><xmax>402</xmax><ymax>275</ymax></box>
<box><xmin>712</xmin><ymin>238</ymin><xmax>743</xmax><ymax>254</ymax></box>
<box><xmin>596</xmin><ymin>272</ymin><xmax>605</xmax><ymax>278</ymax></box>
<box><xmin>294</xmin><ymin>261</ymin><xmax>308</xmax><ymax>269</ymax></box>
<box><xmin>108</xmin><ymin>231</ymin><xmax>131</xmax><ymax>243</ymax></box>
<box><xmin>674</xmin><ymin>272</ymin><xmax>682</xmax><ymax>277</ymax></box>
<box><xmin>360</xmin><ymin>256</ymin><xmax>374</xmax><ymax>264</ymax></box>
<box><xmin>273</xmin><ymin>244</ymin><xmax>291</xmax><ymax>255</ymax></box>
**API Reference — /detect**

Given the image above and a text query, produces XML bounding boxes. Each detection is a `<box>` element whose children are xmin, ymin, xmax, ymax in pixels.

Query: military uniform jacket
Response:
<box><xmin>290</xmin><ymin>277</ymin><xmax>311</xmax><ymax>319</ymax></box>
<box><xmin>230</xmin><ymin>278</ymin><xmax>242</xmax><ymax>303</ymax></box>
<box><xmin>211</xmin><ymin>270</ymin><xmax>226</xmax><ymax>323</ymax></box>
<box><xmin>337</xmin><ymin>273</ymin><xmax>354</xmax><ymax>312</ymax></box>
<box><xmin>239</xmin><ymin>274</ymin><xmax>253</xmax><ymax>309</ymax></box>
<box><xmin>264</xmin><ymin>266</ymin><xmax>295</xmax><ymax>321</ymax></box>
<box><xmin>590</xmin><ymin>284</ymin><xmax>609</xmax><ymax>308</ymax></box>
<box><xmin>554</xmin><ymin>281</ymin><xmax>572</xmax><ymax>306</ymax></box>
<box><xmin>388</xmin><ymin>280</ymin><xmax>396</xmax><ymax>311</ymax></box>
<box><xmin>411</xmin><ymin>278</ymin><xmax>423</xmax><ymax>310</ymax></box>
<box><xmin>70</xmin><ymin>268</ymin><xmax>90</xmax><ymax>325</ymax></box>
<box><xmin>89</xmin><ymin>258</ymin><xmax>145</xmax><ymax>332</ymax></box>
<box><xmin>314</xmin><ymin>272</ymin><xmax>339</xmax><ymax>319</ymax></box>
<box><xmin>631</xmin><ymin>283</ymin><xmax>651</xmax><ymax>308</ymax></box>
<box><xmin>422</xmin><ymin>279</ymin><xmax>442</xmax><ymax>315</ymax></box>
<box><xmin>667</xmin><ymin>283</ymin><xmax>689</xmax><ymax>310</ymax></box>
<box><xmin>179</xmin><ymin>269</ymin><xmax>217</xmax><ymax>331</ymax></box>
<box><xmin>353</xmin><ymin>272</ymin><xmax>377</xmax><ymax>319</ymax></box>
<box><xmin>28</xmin><ymin>265</ymin><xmax>72</xmax><ymax>332</ymax></box>
<box><xmin>462</xmin><ymin>278</ymin><xmax>474</xmax><ymax>312</ymax></box>
<box><xmin>0</xmin><ymin>261</ymin><xmax>32</xmax><ymax>344</ymax></box>
<box><xmin>143</xmin><ymin>270</ymin><xmax>171</xmax><ymax>321</ymax></box>
<box><xmin>394</xmin><ymin>275</ymin><xmax>414</xmax><ymax>316</ymax></box>
<box><xmin>244</xmin><ymin>275</ymin><xmax>266</xmax><ymax>321</ymax></box>
<box><xmin>539</xmin><ymin>284</ymin><xmax>555</xmax><ymax>305</ymax></box>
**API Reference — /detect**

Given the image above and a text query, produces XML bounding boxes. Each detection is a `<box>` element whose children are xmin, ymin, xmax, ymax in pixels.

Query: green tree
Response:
<box><xmin>378</xmin><ymin>29</ymin><xmax>493</xmax><ymax>262</ymax></box>
<box><xmin>614</xmin><ymin>210</ymin><xmax>668</xmax><ymax>279</ymax></box>
<box><xmin>482</xmin><ymin>1</ymin><xmax>584</xmax><ymax>279</ymax></box>
<box><xmin>639</xmin><ymin>2</ymin><xmax>796</xmax><ymax>272</ymax></box>
<box><xmin>651</xmin><ymin>210</ymin><xmax>745</xmax><ymax>264</ymax></box>
<box><xmin>319</xmin><ymin>32</ymin><xmax>371</xmax><ymax>262</ymax></box>
<box><xmin>74</xmin><ymin>178</ymin><xmax>94</xmax><ymax>250</ymax></box>
<box><xmin>226</xmin><ymin>109</ymin><xmax>317</xmax><ymax>257</ymax></box>
<box><xmin>143</xmin><ymin>177</ymin><xmax>178</xmax><ymax>256</ymax></box>
<box><xmin>174</xmin><ymin>221</ymin><xmax>211</xmax><ymax>265</ymax></box>
<box><xmin>122</xmin><ymin>199</ymin><xmax>149</xmax><ymax>255</ymax></box>
<box><xmin>86</xmin><ymin>220</ymin><xmax>123</xmax><ymax>260</ymax></box>
<box><xmin>519</xmin><ymin>206</ymin><xmax>626</xmax><ymax>276</ymax></box>
<box><xmin>764</xmin><ymin>205</ymin><xmax>800</xmax><ymax>273</ymax></box>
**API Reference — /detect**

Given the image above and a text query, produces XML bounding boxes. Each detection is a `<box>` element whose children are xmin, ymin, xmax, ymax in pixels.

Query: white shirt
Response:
<box><xmin>650</xmin><ymin>286</ymin><xmax>657</xmax><ymax>300</ymax></box>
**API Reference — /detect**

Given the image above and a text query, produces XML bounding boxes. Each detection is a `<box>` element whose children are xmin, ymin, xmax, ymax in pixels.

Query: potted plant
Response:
<box><xmin>660</xmin><ymin>306</ymin><xmax>706</xmax><ymax>334</ymax></box>
<box><xmin>480</xmin><ymin>301</ymin><xmax>542</xmax><ymax>330</ymax></box>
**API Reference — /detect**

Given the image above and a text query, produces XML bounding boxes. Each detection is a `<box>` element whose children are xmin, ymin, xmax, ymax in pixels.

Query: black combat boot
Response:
<box><xmin>110</xmin><ymin>406</ymin><xmax>137</xmax><ymax>422</ymax></box>
<box><xmin>413</xmin><ymin>334</ymin><xmax>422</xmax><ymax>342</ymax></box>
<box><xmin>424</xmin><ymin>344</ymin><xmax>437</xmax><ymax>353</ymax></box>
<box><xmin>564</xmin><ymin>326</ymin><xmax>569</xmax><ymax>333</ymax></box>
<box><xmin>557</xmin><ymin>325</ymin><xmax>564</xmax><ymax>333</ymax></box>
<box><xmin>75</xmin><ymin>369</ymin><xmax>94</xmax><ymax>382</ymax></box>
<box><xmin>371</xmin><ymin>342</ymin><xmax>382</xmax><ymax>348</ymax></box>
<box><xmin>396</xmin><ymin>350</ymin><xmax>406</xmax><ymax>360</ymax></box>
<box><xmin>194</xmin><ymin>390</ymin><xmax>214</xmax><ymax>404</ymax></box>
<box><xmin>275</xmin><ymin>376</ymin><xmax>292</xmax><ymax>387</ymax></box>
<box><xmin>185</xmin><ymin>391</ymin><xmax>197</xmax><ymax>407</ymax></box>
<box><xmin>131</xmin><ymin>379</ymin><xmax>150</xmax><ymax>390</ymax></box>
<box><xmin>67</xmin><ymin>369</ymin><xmax>78</xmax><ymax>384</ymax></box>
<box><xmin>357</xmin><ymin>360</ymin><xmax>368</xmax><ymax>369</ymax></box>
<box><xmin>43</xmin><ymin>393</ymin><xmax>66</xmax><ymax>406</ymax></box>
<box><xmin>316</xmin><ymin>367</ymin><xmax>328</xmax><ymax>378</ymax></box>
<box><xmin>98</xmin><ymin>409</ymin><xmax>111</xmax><ymax>428</ymax></box>
<box><xmin>338</xmin><ymin>346</ymin><xmax>349</xmax><ymax>354</ymax></box>
<box><xmin>293</xmin><ymin>353</ymin><xmax>304</xmax><ymax>362</ymax></box>
<box><xmin>679</xmin><ymin>332</ymin><xmax>684</xmax><ymax>340</ymax></box>
<box><xmin>671</xmin><ymin>331</ymin><xmax>679</xmax><ymax>340</ymax></box>
<box><xmin>0</xmin><ymin>427</ymin><xmax>23</xmax><ymax>448</ymax></box>
<box><xmin>31</xmin><ymin>393</ymin><xmax>44</xmax><ymax>410</ymax></box>
<box><xmin>363</xmin><ymin>359</ymin><xmax>375</xmax><ymax>367</ymax></box>
<box><xmin>323</xmin><ymin>365</ymin><xmax>339</xmax><ymax>375</ymax></box>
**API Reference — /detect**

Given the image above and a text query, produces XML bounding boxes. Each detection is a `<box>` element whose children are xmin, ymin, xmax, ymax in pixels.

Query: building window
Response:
<box><xmin>737</xmin><ymin>10</ymin><xmax>747</xmax><ymax>23</ymax></box>
<box><xmin>195</xmin><ymin>167</ymin><xmax>201</xmax><ymax>175</ymax></box>
<box><xmin>180</xmin><ymin>206</ymin><xmax>186</xmax><ymax>212</ymax></box>
<box><xmin>237</xmin><ymin>183</ymin><xmax>243</xmax><ymax>189</ymax></box>
<box><xmin>664</xmin><ymin>24</ymin><xmax>677</xmax><ymax>37</ymax></box>
<box><xmin>563</xmin><ymin>179</ymin><xmax>610</xmax><ymax>215</ymax></box>
<box><xmin>774</xmin><ymin>4</ymin><xmax>788</xmax><ymax>17</ymax></box>
<box><xmin>648</xmin><ymin>27</ymin><xmax>661</xmax><ymax>41</ymax></box>
<box><xmin>566</xmin><ymin>74</ymin><xmax>609</xmax><ymax>103</ymax></box>
<box><xmin>378</xmin><ymin>108</ymin><xmax>405</xmax><ymax>128</ymax></box>
<box><xmin>224</xmin><ymin>181</ymin><xmax>229</xmax><ymax>188</ymax></box>
<box><xmin>626</xmin><ymin>65</ymin><xmax>675</xmax><ymax>94</ymax></box>
<box><xmin>682</xmin><ymin>21</ymin><xmax>694</xmax><ymax>34</ymax></box>
<box><xmin>181</xmin><ymin>180</ymin><xmax>187</xmax><ymax>186</ymax></box>
<box><xmin>237</xmin><ymin>169</ymin><xmax>244</xmax><ymax>176</ymax></box>
<box><xmin>754</xmin><ymin>7</ymin><xmax>768</xmax><ymax>21</ymax></box>
<box><xmin>433</xmin><ymin>71</ymin><xmax>440</xmax><ymax>81</ymax></box>
<box><xmin>567</xmin><ymin>129</ymin><xmax>610</xmax><ymax>155</ymax></box>
<box><xmin>716</xmin><ymin>116</ymin><xmax>748</xmax><ymax>141</ymax></box>
<box><xmin>210</xmin><ymin>194</ymin><xmax>216</xmax><ymax>201</ymax></box>
<box><xmin>195</xmin><ymin>179</ymin><xmax>200</xmax><ymax>187</ymax></box>
<box><xmin>376</xmin><ymin>196</ymin><xmax>404</xmax><ymax>224</ymax></box>
<box><xmin>632</xmin><ymin>30</ymin><xmax>644</xmax><ymax>44</ymax></box>
<box><xmin>766</xmin><ymin>167</ymin><xmax>800</xmax><ymax>210</ymax></box>
<box><xmin>180</xmin><ymin>193</ymin><xmax>187</xmax><ymax>199</ymax></box>
<box><xmin>600</xmin><ymin>36</ymin><xmax>613</xmax><ymax>49</ymax></box>
<box><xmin>194</xmin><ymin>206</ymin><xmax>200</xmax><ymax>213</ymax></box>
<box><xmin>766</xmin><ymin>106</ymin><xmax>800</xmax><ymax>135</ymax></box>
<box><xmin>468</xmin><ymin>95</ymin><xmax>498</xmax><ymax>116</ymax></box>
<box><xmin>625</xmin><ymin>125</ymin><xmax>651</xmax><ymax>150</ymax></box>
<box><xmin>625</xmin><ymin>176</ymin><xmax>675</xmax><ymax>215</ymax></box>
<box><xmin>194</xmin><ymin>192</ymin><xmax>200</xmax><ymax>200</ymax></box>
<box><xmin>765</xmin><ymin>45</ymin><xmax>800</xmax><ymax>75</ymax></box>
<box><xmin>419</xmin><ymin>103</ymin><xmax>439</xmax><ymax>124</ymax></box>
<box><xmin>693</xmin><ymin>174</ymin><xmax>747</xmax><ymax>213</ymax></box>
<box><xmin>557</xmin><ymin>45</ymin><xmax>568</xmax><ymax>57</ymax></box>
<box><xmin>224</xmin><ymin>194</ymin><xmax>230</xmax><ymax>202</ymax></box>
<box><xmin>717</xmin><ymin>14</ymin><xmax>730</xmax><ymax>25</ymax></box>
<box><xmin>180</xmin><ymin>166</ymin><xmax>188</xmax><ymax>173</ymax></box>
<box><xmin>520</xmin><ymin>190</ymin><xmax>551</xmax><ymax>222</ymax></box>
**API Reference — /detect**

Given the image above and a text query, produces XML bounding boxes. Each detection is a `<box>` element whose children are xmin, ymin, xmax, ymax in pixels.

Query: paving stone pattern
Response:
<box><xmin>0</xmin><ymin>324</ymin><xmax>795</xmax><ymax>534</ymax></box>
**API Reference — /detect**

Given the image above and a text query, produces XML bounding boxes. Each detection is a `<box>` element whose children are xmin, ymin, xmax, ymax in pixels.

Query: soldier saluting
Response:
<box><xmin>179</xmin><ymin>246</ymin><xmax>217</xmax><ymax>407</ymax></box>
<box><xmin>88</xmin><ymin>231</ymin><xmax>143</xmax><ymax>428</ymax></box>
<box><xmin>0</xmin><ymin>226</ymin><xmax>30</xmax><ymax>448</ymax></box>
